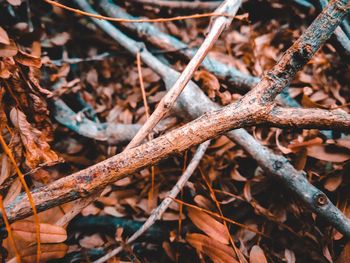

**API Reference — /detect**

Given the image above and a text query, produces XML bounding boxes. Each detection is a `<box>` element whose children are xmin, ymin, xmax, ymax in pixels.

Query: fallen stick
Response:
<box><xmin>93</xmin><ymin>140</ymin><xmax>210</xmax><ymax>263</ymax></box>
<box><xmin>4</xmin><ymin>0</ymin><xmax>350</xmax><ymax>240</ymax></box>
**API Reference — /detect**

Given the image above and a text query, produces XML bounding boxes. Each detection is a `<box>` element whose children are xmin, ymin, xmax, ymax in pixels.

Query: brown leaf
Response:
<box><xmin>10</xmin><ymin>108</ymin><xmax>59</xmax><ymax>169</ymax></box>
<box><xmin>0</xmin><ymin>39</ymin><xmax>18</xmax><ymax>57</ymax></box>
<box><xmin>0</xmin><ymin>27</ymin><xmax>10</xmax><ymax>45</ymax></box>
<box><xmin>186</xmin><ymin>233</ymin><xmax>238</xmax><ymax>263</ymax></box>
<box><xmin>7</xmin><ymin>244</ymin><xmax>68</xmax><ymax>263</ymax></box>
<box><xmin>15</xmin><ymin>50</ymin><xmax>42</xmax><ymax>68</ymax></box>
<box><xmin>249</xmin><ymin>245</ymin><xmax>268</xmax><ymax>263</ymax></box>
<box><xmin>12</xmin><ymin>220</ymin><xmax>67</xmax><ymax>243</ymax></box>
<box><xmin>307</xmin><ymin>145</ymin><xmax>350</xmax><ymax>163</ymax></box>
<box><xmin>194</xmin><ymin>70</ymin><xmax>220</xmax><ymax>98</ymax></box>
<box><xmin>336</xmin><ymin>243</ymin><xmax>350</xmax><ymax>263</ymax></box>
<box><xmin>324</xmin><ymin>174</ymin><xmax>343</xmax><ymax>192</ymax></box>
<box><xmin>50</xmin><ymin>32</ymin><xmax>70</xmax><ymax>46</ymax></box>
<box><xmin>301</xmin><ymin>93</ymin><xmax>328</xmax><ymax>109</ymax></box>
<box><xmin>187</xmin><ymin>207</ymin><xmax>229</xmax><ymax>244</ymax></box>
<box><xmin>6</xmin><ymin>0</ymin><xmax>22</xmax><ymax>6</ymax></box>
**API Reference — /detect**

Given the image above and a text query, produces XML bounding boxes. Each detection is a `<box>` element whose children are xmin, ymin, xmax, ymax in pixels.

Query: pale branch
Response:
<box><xmin>3</xmin><ymin>0</ymin><xmax>350</xmax><ymax>240</ymax></box>
<box><xmin>125</xmin><ymin>0</ymin><xmax>221</xmax><ymax>11</ymax></box>
<box><xmin>266</xmin><ymin>107</ymin><xmax>350</xmax><ymax>131</ymax></box>
<box><xmin>93</xmin><ymin>141</ymin><xmax>210</xmax><ymax>263</ymax></box>
<box><xmin>123</xmin><ymin>0</ymin><xmax>241</xmax><ymax>149</ymax></box>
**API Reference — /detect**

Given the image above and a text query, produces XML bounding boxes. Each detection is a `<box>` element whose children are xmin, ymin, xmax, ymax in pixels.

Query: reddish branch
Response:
<box><xmin>3</xmin><ymin>0</ymin><xmax>350</xmax><ymax>242</ymax></box>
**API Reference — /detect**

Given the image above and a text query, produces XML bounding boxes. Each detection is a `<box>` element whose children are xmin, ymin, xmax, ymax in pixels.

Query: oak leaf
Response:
<box><xmin>187</xmin><ymin>206</ymin><xmax>229</xmax><ymax>244</ymax></box>
<box><xmin>186</xmin><ymin>233</ymin><xmax>238</xmax><ymax>263</ymax></box>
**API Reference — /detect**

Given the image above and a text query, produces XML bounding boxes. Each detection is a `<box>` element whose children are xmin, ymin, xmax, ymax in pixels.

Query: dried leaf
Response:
<box><xmin>336</xmin><ymin>243</ymin><xmax>350</xmax><ymax>263</ymax></box>
<box><xmin>15</xmin><ymin>50</ymin><xmax>42</xmax><ymax>68</ymax></box>
<box><xmin>12</xmin><ymin>220</ymin><xmax>67</xmax><ymax>243</ymax></box>
<box><xmin>10</xmin><ymin>108</ymin><xmax>59</xmax><ymax>169</ymax></box>
<box><xmin>187</xmin><ymin>206</ymin><xmax>229</xmax><ymax>244</ymax></box>
<box><xmin>307</xmin><ymin>145</ymin><xmax>350</xmax><ymax>163</ymax></box>
<box><xmin>285</xmin><ymin>249</ymin><xmax>296</xmax><ymax>263</ymax></box>
<box><xmin>0</xmin><ymin>40</ymin><xmax>18</xmax><ymax>57</ymax></box>
<box><xmin>7</xmin><ymin>243</ymin><xmax>68</xmax><ymax>263</ymax></box>
<box><xmin>249</xmin><ymin>245</ymin><xmax>268</xmax><ymax>263</ymax></box>
<box><xmin>0</xmin><ymin>27</ymin><xmax>10</xmax><ymax>45</ymax></box>
<box><xmin>324</xmin><ymin>174</ymin><xmax>342</xmax><ymax>192</ymax></box>
<box><xmin>187</xmin><ymin>233</ymin><xmax>238</xmax><ymax>263</ymax></box>
<box><xmin>6</xmin><ymin>0</ymin><xmax>22</xmax><ymax>6</ymax></box>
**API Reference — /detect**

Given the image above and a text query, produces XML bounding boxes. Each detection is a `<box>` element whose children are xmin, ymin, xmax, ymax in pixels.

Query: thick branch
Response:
<box><xmin>266</xmin><ymin>107</ymin><xmax>350</xmax><ymax>131</ymax></box>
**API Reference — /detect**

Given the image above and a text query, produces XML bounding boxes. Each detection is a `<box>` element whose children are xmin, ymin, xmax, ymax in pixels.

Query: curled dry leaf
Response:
<box><xmin>194</xmin><ymin>70</ymin><xmax>220</xmax><ymax>99</ymax></box>
<box><xmin>306</xmin><ymin>145</ymin><xmax>350</xmax><ymax>163</ymax></box>
<box><xmin>324</xmin><ymin>174</ymin><xmax>343</xmax><ymax>192</ymax></box>
<box><xmin>11</xmin><ymin>220</ymin><xmax>67</xmax><ymax>243</ymax></box>
<box><xmin>7</xmin><ymin>243</ymin><xmax>68</xmax><ymax>263</ymax></box>
<box><xmin>15</xmin><ymin>50</ymin><xmax>42</xmax><ymax>68</ymax></box>
<box><xmin>10</xmin><ymin>108</ymin><xmax>59</xmax><ymax>169</ymax></box>
<box><xmin>0</xmin><ymin>39</ymin><xmax>18</xmax><ymax>57</ymax></box>
<box><xmin>187</xmin><ymin>206</ymin><xmax>229</xmax><ymax>244</ymax></box>
<box><xmin>0</xmin><ymin>27</ymin><xmax>10</xmax><ymax>45</ymax></box>
<box><xmin>249</xmin><ymin>245</ymin><xmax>268</xmax><ymax>263</ymax></box>
<box><xmin>6</xmin><ymin>0</ymin><xmax>22</xmax><ymax>6</ymax></box>
<box><xmin>186</xmin><ymin>233</ymin><xmax>238</xmax><ymax>263</ymax></box>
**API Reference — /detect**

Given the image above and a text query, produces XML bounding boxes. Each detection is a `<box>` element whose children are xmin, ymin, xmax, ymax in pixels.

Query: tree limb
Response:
<box><xmin>266</xmin><ymin>106</ymin><xmax>350</xmax><ymax>131</ymax></box>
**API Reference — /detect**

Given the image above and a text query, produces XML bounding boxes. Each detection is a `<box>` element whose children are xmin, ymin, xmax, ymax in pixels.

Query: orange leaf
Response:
<box><xmin>15</xmin><ymin>50</ymin><xmax>42</xmax><ymax>68</ymax></box>
<box><xmin>10</xmin><ymin>108</ymin><xmax>59</xmax><ymax>169</ymax></box>
<box><xmin>249</xmin><ymin>245</ymin><xmax>268</xmax><ymax>263</ymax></box>
<box><xmin>186</xmin><ymin>233</ymin><xmax>238</xmax><ymax>263</ymax></box>
<box><xmin>0</xmin><ymin>39</ymin><xmax>18</xmax><ymax>57</ymax></box>
<box><xmin>306</xmin><ymin>145</ymin><xmax>350</xmax><ymax>163</ymax></box>
<box><xmin>7</xmin><ymin>243</ymin><xmax>68</xmax><ymax>263</ymax></box>
<box><xmin>12</xmin><ymin>220</ymin><xmax>67</xmax><ymax>243</ymax></box>
<box><xmin>0</xmin><ymin>27</ymin><xmax>10</xmax><ymax>45</ymax></box>
<box><xmin>187</xmin><ymin>206</ymin><xmax>229</xmax><ymax>244</ymax></box>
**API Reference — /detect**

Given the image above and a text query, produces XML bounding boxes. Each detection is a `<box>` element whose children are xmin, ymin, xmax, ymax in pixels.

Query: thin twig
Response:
<box><xmin>125</xmin><ymin>0</ymin><xmax>221</xmax><ymax>11</ymax></box>
<box><xmin>93</xmin><ymin>141</ymin><xmax>210</xmax><ymax>263</ymax></box>
<box><xmin>44</xmin><ymin>0</ymin><xmax>237</xmax><ymax>23</ymax></box>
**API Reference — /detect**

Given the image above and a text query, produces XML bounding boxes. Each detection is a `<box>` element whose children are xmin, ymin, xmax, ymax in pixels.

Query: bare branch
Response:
<box><xmin>266</xmin><ymin>107</ymin><xmax>350</xmax><ymax>131</ymax></box>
